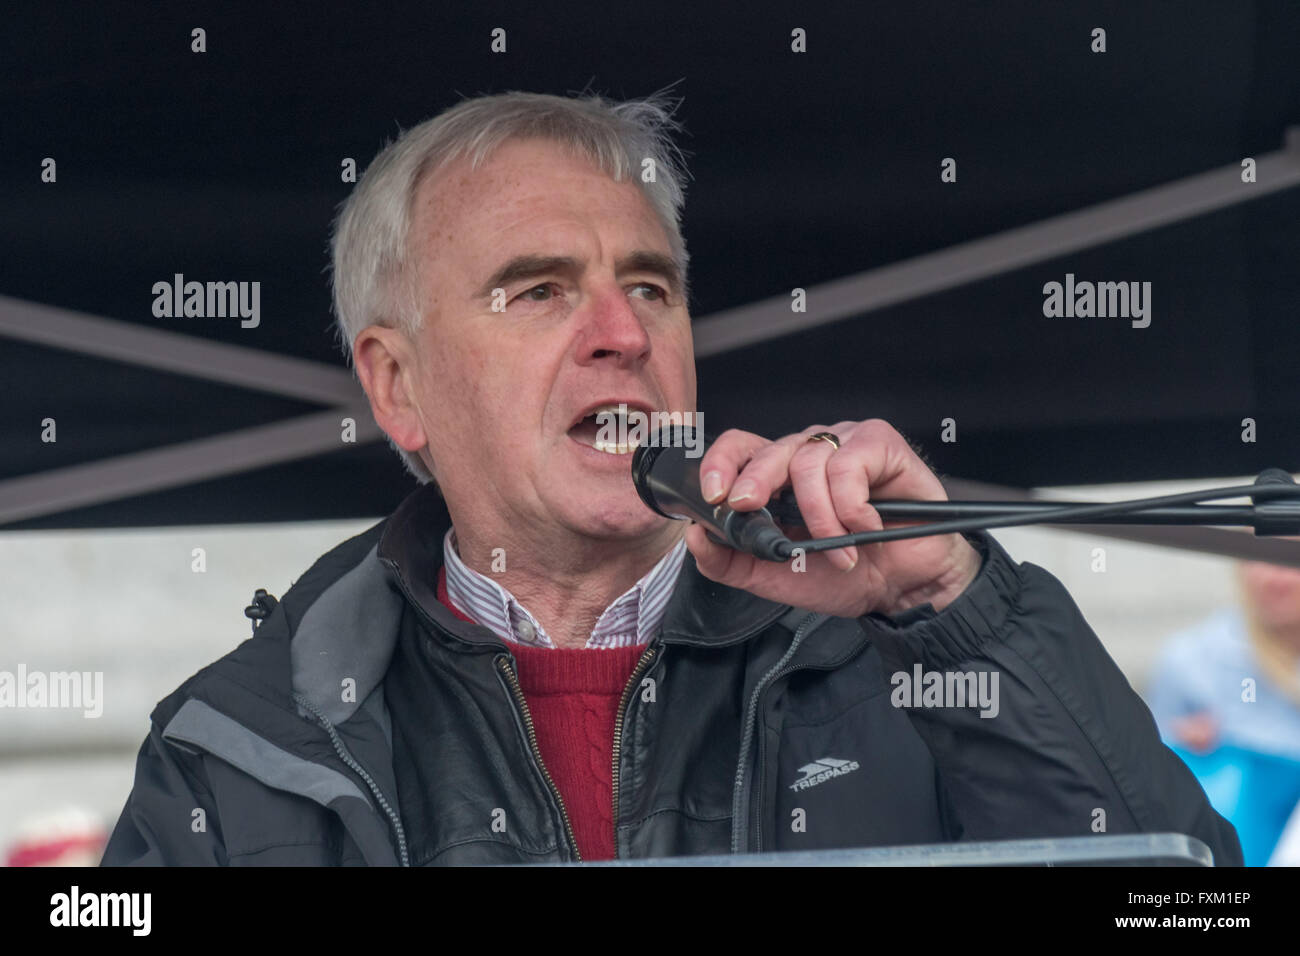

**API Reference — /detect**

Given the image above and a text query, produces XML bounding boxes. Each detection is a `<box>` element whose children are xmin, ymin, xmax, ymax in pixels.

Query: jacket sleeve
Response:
<box><xmin>862</xmin><ymin>530</ymin><xmax>1244</xmax><ymax>866</ymax></box>
<box><xmin>101</xmin><ymin>720</ymin><xmax>228</xmax><ymax>866</ymax></box>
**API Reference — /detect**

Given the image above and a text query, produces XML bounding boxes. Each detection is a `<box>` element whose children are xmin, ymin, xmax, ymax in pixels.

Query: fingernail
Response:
<box><xmin>702</xmin><ymin>471</ymin><xmax>723</xmax><ymax>502</ymax></box>
<box><xmin>729</xmin><ymin>479</ymin><xmax>757</xmax><ymax>504</ymax></box>
<box><xmin>841</xmin><ymin>549</ymin><xmax>858</xmax><ymax>572</ymax></box>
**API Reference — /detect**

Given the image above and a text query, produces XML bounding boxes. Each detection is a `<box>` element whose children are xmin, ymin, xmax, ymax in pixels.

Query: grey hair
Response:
<box><xmin>328</xmin><ymin>89</ymin><xmax>693</xmax><ymax>485</ymax></box>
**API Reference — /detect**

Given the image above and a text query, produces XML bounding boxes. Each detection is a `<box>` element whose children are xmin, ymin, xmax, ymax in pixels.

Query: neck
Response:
<box><xmin>450</xmin><ymin>516</ymin><xmax>685</xmax><ymax>650</ymax></box>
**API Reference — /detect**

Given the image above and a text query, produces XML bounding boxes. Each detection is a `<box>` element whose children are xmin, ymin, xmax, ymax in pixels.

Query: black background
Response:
<box><xmin>3</xmin><ymin>1</ymin><xmax>1299</xmax><ymax>527</ymax></box>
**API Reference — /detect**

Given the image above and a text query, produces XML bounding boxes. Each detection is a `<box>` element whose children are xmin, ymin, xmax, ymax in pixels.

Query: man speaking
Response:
<box><xmin>102</xmin><ymin>90</ymin><xmax>1241</xmax><ymax>865</ymax></box>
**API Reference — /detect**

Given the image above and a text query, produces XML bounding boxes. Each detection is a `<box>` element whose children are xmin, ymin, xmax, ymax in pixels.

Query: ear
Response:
<box><xmin>352</xmin><ymin>325</ymin><xmax>428</xmax><ymax>454</ymax></box>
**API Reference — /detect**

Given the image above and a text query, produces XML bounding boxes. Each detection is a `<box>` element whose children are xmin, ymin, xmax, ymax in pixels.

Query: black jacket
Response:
<box><xmin>102</xmin><ymin>483</ymin><xmax>1242</xmax><ymax>865</ymax></box>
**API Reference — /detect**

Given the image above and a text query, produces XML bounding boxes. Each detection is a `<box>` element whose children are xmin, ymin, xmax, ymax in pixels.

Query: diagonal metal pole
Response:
<box><xmin>693</xmin><ymin>130</ymin><xmax>1300</xmax><ymax>357</ymax></box>
<box><xmin>0</xmin><ymin>295</ymin><xmax>360</xmax><ymax>406</ymax></box>
<box><xmin>0</xmin><ymin>404</ymin><xmax>382</xmax><ymax>525</ymax></box>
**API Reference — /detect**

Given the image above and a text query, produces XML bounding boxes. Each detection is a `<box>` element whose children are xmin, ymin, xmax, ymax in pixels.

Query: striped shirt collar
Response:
<box><xmin>441</xmin><ymin>528</ymin><xmax>687</xmax><ymax>649</ymax></box>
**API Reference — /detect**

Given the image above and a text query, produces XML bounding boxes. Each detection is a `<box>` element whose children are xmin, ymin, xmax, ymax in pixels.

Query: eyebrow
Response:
<box><xmin>618</xmin><ymin>251</ymin><xmax>684</xmax><ymax>297</ymax></box>
<box><xmin>474</xmin><ymin>255</ymin><xmax>578</xmax><ymax>300</ymax></box>
<box><xmin>473</xmin><ymin>250</ymin><xmax>684</xmax><ymax>300</ymax></box>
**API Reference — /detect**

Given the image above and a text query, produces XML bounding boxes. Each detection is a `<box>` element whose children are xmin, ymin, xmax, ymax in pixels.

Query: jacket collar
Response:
<box><xmin>375</xmin><ymin>482</ymin><xmax>853</xmax><ymax>661</ymax></box>
<box><xmin>376</xmin><ymin>483</ymin><xmax>507</xmax><ymax>648</ymax></box>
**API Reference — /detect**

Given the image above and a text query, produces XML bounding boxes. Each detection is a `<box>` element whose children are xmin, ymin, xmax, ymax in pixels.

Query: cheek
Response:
<box><xmin>1247</xmin><ymin>574</ymin><xmax>1300</xmax><ymax>618</ymax></box>
<box><xmin>449</xmin><ymin>346</ymin><xmax>551</xmax><ymax>434</ymax></box>
<box><xmin>656</xmin><ymin>327</ymin><xmax>697</xmax><ymax>395</ymax></box>
<box><xmin>1269</xmin><ymin>582</ymin><xmax>1300</xmax><ymax>612</ymax></box>
<box><xmin>410</xmin><ymin>342</ymin><xmax>486</xmax><ymax>447</ymax></box>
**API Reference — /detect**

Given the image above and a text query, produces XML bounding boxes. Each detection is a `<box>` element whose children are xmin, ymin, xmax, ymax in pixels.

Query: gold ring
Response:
<box><xmin>807</xmin><ymin>432</ymin><xmax>841</xmax><ymax>450</ymax></box>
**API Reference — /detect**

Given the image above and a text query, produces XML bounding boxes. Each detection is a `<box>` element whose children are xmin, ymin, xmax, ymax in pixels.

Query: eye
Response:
<box><xmin>518</xmin><ymin>283</ymin><xmax>557</xmax><ymax>302</ymax></box>
<box><xmin>629</xmin><ymin>282</ymin><xmax>667</xmax><ymax>301</ymax></box>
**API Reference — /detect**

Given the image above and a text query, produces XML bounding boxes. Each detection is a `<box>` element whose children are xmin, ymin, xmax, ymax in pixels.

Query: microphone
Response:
<box><xmin>631</xmin><ymin>426</ymin><xmax>795</xmax><ymax>561</ymax></box>
<box><xmin>631</xmin><ymin>423</ymin><xmax>1300</xmax><ymax>566</ymax></box>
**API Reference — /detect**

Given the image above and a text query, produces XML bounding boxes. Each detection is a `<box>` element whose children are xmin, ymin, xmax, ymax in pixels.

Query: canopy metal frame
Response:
<box><xmin>3</xmin><ymin>130</ymin><xmax>1299</xmax><ymax>564</ymax></box>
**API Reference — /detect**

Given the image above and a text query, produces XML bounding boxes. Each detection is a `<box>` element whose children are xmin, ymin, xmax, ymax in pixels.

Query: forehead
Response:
<box><xmin>410</xmin><ymin>138</ymin><xmax>671</xmax><ymax>266</ymax></box>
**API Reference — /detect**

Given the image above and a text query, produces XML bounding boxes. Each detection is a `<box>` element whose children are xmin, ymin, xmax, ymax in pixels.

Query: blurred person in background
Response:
<box><xmin>1148</xmin><ymin>555</ymin><xmax>1300</xmax><ymax>865</ymax></box>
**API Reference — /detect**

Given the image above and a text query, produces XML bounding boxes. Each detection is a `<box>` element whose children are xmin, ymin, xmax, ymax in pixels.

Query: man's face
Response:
<box><xmin>1240</xmin><ymin>558</ymin><xmax>1300</xmax><ymax>636</ymax></box>
<box><xmin>403</xmin><ymin>138</ymin><xmax>696</xmax><ymax>542</ymax></box>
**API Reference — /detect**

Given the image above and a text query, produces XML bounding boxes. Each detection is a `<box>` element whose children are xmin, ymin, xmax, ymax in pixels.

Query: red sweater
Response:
<box><xmin>436</xmin><ymin>567</ymin><xmax>643</xmax><ymax>860</ymax></box>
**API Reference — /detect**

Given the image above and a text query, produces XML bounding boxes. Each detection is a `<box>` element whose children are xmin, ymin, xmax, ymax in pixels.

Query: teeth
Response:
<box><xmin>584</xmin><ymin>403</ymin><xmax>634</xmax><ymax>423</ymax></box>
<box><xmin>573</xmin><ymin>402</ymin><xmax>645</xmax><ymax>455</ymax></box>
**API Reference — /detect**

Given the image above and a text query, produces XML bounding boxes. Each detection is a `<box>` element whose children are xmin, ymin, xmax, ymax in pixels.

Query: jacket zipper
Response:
<box><xmin>751</xmin><ymin>655</ymin><xmax>841</xmax><ymax>853</ymax></box>
<box><xmin>495</xmin><ymin>655</ymin><xmax>584</xmax><ymax>861</ymax></box>
<box><xmin>388</xmin><ymin>558</ymin><xmax>581</xmax><ymax>859</ymax></box>
<box><xmin>730</xmin><ymin>612</ymin><xmax>827</xmax><ymax>854</ymax></box>
<box><xmin>749</xmin><ymin>625</ymin><xmax>868</xmax><ymax>853</ymax></box>
<box><xmin>292</xmin><ymin>691</ymin><xmax>410</xmax><ymax>867</ymax></box>
<box><xmin>610</xmin><ymin>643</ymin><xmax>659</xmax><ymax>858</ymax></box>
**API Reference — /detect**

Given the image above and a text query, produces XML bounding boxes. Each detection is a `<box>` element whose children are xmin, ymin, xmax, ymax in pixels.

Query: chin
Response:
<box><xmin>559</xmin><ymin>491</ymin><xmax>667</xmax><ymax>541</ymax></box>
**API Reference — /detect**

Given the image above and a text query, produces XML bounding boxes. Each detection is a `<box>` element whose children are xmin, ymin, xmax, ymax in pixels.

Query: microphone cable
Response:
<box><xmin>776</xmin><ymin>470</ymin><xmax>1300</xmax><ymax>556</ymax></box>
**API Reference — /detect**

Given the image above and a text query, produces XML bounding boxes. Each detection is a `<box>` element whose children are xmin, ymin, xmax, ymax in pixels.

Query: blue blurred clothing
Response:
<box><xmin>1166</xmin><ymin>743</ymin><xmax>1300</xmax><ymax>866</ymax></box>
<box><xmin>1148</xmin><ymin>608</ymin><xmax>1300</xmax><ymax>761</ymax></box>
<box><xmin>1148</xmin><ymin>607</ymin><xmax>1300</xmax><ymax>865</ymax></box>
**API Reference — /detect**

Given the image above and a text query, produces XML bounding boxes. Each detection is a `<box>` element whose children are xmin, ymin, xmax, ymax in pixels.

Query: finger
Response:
<box><xmin>683</xmin><ymin>521</ymin><xmax>755</xmax><ymax>588</ymax></box>
<box><xmin>848</xmin><ymin>419</ymin><xmax>947</xmax><ymax>501</ymax></box>
<box><xmin>725</xmin><ymin>427</ymin><xmax>825</xmax><ymax>511</ymax></box>
<box><xmin>824</xmin><ymin>421</ymin><xmax>883</xmax><ymax>538</ymax></box>
<box><xmin>787</xmin><ymin>435</ymin><xmax>858</xmax><ymax>571</ymax></box>
<box><xmin>826</xmin><ymin>442</ymin><xmax>882</xmax><ymax>538</ymax></box>
<box><xmin>697</xmin><ymin>429</ymin><xmax>770</xmax><ymax>504</ymax></box>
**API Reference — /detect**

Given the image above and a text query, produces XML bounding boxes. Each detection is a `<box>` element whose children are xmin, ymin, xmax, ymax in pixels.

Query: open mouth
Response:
<box><xmin>567</xmin><ymin>402</ymin><xmax>651</xmax><ymax>456</ymax></box>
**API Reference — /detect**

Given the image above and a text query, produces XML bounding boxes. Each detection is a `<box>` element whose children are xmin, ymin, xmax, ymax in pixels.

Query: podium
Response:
<box><xmin>541</xmin><ymin>833</ymin><xmax>1214</xmax><ymax>866</ymax></box>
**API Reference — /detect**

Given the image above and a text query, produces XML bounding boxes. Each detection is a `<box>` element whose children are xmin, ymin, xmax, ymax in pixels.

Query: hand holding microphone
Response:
<box><xmin>632</xmin><ymin>428</ymin><xmax>796</xmax><ymax>561</ymax></box>
<box><xmin>632</xmin><ymin>421</ymin><xmax>983</xmax><ymax>619</ymax></box>
<box><xmin>631</xmin><ymin>421</ymin><xmax>1300</xmax><ymax>615</ymax></box>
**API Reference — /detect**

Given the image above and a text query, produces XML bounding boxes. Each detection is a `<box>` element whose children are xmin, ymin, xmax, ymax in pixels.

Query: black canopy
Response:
<box><xmin>3</xmin><ymin>1</ymin><xmax>1299</xmax><ymax>529</ymax></box>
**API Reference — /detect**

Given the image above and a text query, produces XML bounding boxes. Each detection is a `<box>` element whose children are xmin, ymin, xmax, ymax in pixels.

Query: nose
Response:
<box><xmin>574</xmin><ymin>285</ymin><xmax>652</xmax><ymax>369</ymax></box>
